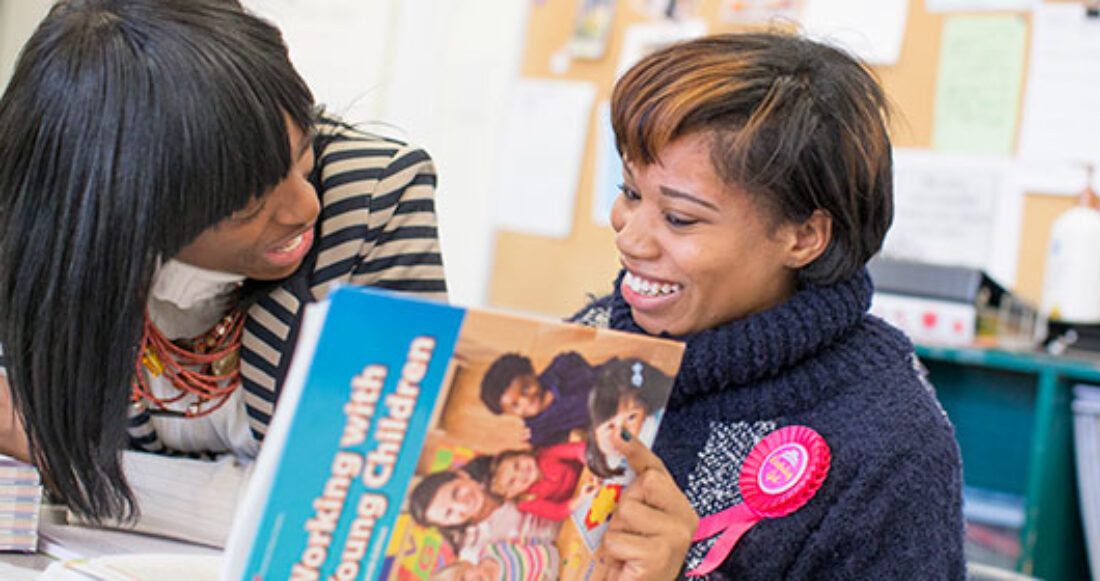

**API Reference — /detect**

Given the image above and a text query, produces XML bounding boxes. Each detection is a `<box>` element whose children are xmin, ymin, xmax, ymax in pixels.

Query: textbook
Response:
<box><xmin>0</xmin><ymin>454</ymin><xmax>41</xmax><ymax>553</ymax></box>
<box><xmin>223</xmin><ymin>286</ymin><xmax>684</xmax><ymax>581</ymax></box>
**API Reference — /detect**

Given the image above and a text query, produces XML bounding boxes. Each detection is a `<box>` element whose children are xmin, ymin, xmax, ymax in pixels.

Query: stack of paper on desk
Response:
<box><xmin>37</xmin><ymin>518</ymin><xmax>221</xmax><ymax>581</ymax></box>
<box><xmin>0</xmin><ymin>455</ymin><xmax>41</xmax><ymax>552</ymax></box>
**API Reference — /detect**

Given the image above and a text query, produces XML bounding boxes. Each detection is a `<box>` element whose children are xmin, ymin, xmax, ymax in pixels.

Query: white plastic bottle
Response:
<box><xmin>1040</xmin><ymin>167</ymin><xmax>1100</xmax><ymax>324</ymax></box>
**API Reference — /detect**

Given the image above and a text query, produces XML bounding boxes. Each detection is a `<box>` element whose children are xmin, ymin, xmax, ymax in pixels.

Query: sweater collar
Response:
<box><xmin>609</xmin><ymin>268</ymin><xmax>874</xmax><ymax>402</ymax></box>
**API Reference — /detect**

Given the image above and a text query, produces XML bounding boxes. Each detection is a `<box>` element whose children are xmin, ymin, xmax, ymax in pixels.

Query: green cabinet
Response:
<box><xmin>916</xmin><ymin>344</ymin><xmax>1100</xmax><ymax>580</ymax></box>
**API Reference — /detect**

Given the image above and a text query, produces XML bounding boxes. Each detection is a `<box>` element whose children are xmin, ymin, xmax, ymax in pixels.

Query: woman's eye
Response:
<box><xmin>618</xmin><ymin>183</ymin><xmax>641</xmax><ymax>201</ymax></box>
<box><xmin>229</xmin><ymin>199</ymin><xmax>266</xmax><ymax>222</ymax></box>
<box><xmin>665</xmin><ymin>213</ymin><xmax>697</xmax><ymax>227</ymax></box>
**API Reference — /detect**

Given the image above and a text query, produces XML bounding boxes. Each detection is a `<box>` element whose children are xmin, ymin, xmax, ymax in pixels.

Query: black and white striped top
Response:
<box><xmin>126</xmin><ymin>117</ymin><xmax>448</xmax><ymax>454</ymax></box>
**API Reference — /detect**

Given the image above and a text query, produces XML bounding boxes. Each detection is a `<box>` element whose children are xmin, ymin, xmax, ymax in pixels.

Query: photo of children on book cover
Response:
<box><xmin>377</xmin><ymin>310</ymin><xmax>682</xmax><ymax>581</ymax></box>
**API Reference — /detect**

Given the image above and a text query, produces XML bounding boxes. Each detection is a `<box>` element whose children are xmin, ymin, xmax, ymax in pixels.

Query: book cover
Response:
<box><xmin>224</xmin><ymin>286</ymin><xmax>684</xmax><ymax>581</ymax></box>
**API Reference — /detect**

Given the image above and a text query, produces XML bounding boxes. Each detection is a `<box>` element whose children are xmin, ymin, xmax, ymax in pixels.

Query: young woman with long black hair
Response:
<box><xmin>0</xmin><ymin>0</ymin><xmax>446</xmax><ymax>544</ymax></box>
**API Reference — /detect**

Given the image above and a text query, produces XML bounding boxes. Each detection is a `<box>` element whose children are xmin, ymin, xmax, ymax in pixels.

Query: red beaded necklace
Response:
<box><xmin>131</xmin><ymin>307</ymin><xmax>247</xmax><ymax>418</ymax></box>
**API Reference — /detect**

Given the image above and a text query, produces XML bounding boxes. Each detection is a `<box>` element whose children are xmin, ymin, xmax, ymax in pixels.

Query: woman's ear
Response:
<box><xmin>785</xmin><ymin>209</ymin><xmax>832</xmax><ymax>269</ymax></box>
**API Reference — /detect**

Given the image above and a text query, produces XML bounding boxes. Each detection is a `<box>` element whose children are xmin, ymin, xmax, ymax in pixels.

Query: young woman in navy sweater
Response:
<box><xmin>575</xmin><ymin>33</ymin><xmax>965</xmax><ymax>580</ymax></box>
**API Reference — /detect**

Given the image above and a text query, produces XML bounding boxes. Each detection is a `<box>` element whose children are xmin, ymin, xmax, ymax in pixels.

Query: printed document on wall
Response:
<box><xmin>932</xmin><ymin>15</ymin><xmax>1026</xmax><ymax>155</ymax></box>
<box><xmin>800</xmin><ymin>0</ymin><xmax>909</xmax><ymax>65</ymax></box>
<box><xmin>925</xmin><ymin>0</ymin><xmax>1038</xmax><ymax>11</ymax></box>
<box><xmin>1017</xmin><ymin>3</ymin><xmax>1100</xmax><ymax>166</ymax></box>
<box><xmin>881</xmin><ymin>149</ymin><xmax>1023</xmax><ymax>288</ymax></box>
<box><xmin>493</xmin><ymin>80</ymin><xmax>596</xmax><ymax>238</ymax></box>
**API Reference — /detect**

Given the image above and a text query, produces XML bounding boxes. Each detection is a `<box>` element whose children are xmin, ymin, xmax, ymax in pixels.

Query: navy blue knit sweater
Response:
<box><xmin>573</xmin><ymin>270</ymin><xmax>966</xmax><ymax>580</ymax></box>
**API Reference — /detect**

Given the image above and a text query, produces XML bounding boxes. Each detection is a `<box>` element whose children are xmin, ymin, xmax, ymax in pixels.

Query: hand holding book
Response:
<box><xmin>590</xmin><ymin>432</ymin><xmax>698</xmax><ymax>581</ymax></box>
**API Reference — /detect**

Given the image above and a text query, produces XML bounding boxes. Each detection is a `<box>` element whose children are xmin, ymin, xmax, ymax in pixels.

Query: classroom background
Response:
<box><xmin>5</xmin><ymin>0</ymin><xmax>1100</xmax><ymax>579</ymax></box>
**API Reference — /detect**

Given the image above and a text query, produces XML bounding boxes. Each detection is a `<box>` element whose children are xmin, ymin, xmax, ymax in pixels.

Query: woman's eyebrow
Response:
<box><xmin>660</xmin><ymin>185</ymin><xmax>719</xmax><ymax>211</ymax></box>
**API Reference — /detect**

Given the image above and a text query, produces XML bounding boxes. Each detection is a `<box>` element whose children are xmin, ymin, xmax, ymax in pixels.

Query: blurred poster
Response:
<box><xmin>569</xmin><ymin>0</ymin><xmax>617</xmax><ymax>59</ymax></box>
<box><xmin>631</xmin><ymin>0</ymin><xmax>702</xmax><ymax>20</ymax></box>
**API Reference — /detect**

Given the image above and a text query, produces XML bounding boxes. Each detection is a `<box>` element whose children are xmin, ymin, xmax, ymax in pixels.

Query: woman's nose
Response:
<box><xmin>274</xmin><ymin>177</ymin><xmax>320</xmax><ymax>226</ymax></box>
<box><xmin>612</xmin><ymin>201</ymin><xmax>657</xmax><ymax>260</ymax></box>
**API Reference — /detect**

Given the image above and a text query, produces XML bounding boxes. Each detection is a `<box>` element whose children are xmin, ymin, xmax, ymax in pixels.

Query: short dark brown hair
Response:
<box><xmin>611</xmin><ymin>32</ymin><xmax>893</xmax><ymax>285</ymax></box>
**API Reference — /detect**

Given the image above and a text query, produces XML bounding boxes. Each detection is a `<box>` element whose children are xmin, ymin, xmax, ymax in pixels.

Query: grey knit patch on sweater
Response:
<box><xmin>682</xmin><ymin>420</ymin><xmax>776</xmax><ymax>574</ymax></box>
<box><xmin>572</xmin><ymin>302</ymin><xmax>611</xmax><ymax>329</ymax></box>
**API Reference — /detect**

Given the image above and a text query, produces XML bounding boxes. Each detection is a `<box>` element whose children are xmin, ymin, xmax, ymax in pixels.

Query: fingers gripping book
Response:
<box><xmin>223</xmin><ymin>286</ymin><xmax>684</xmax><ymax>581</ymax></box>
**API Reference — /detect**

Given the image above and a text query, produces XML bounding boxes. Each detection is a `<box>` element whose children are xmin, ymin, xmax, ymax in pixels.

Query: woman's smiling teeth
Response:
<box><xmin>625</xmin><ymin>271</ymin><xmax>681</xmax><ymax>297</ymax></box>
<box><xmin>273</xmin><ymin>232</ymin><xmax>304</xmax><ymax>253</ymax></box>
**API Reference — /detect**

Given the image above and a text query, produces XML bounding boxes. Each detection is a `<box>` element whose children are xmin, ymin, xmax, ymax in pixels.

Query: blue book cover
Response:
<box><xmin>224</xmin><ymin>285</ymin><xmax>684</xmax><ymax>581</ymax></box>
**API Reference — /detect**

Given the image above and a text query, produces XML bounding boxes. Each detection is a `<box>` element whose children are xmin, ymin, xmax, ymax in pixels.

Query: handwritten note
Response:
<box><xmin>932</xmin><ymin>15</ymin><xmax>1027</xmax><ymax>155</ymax></box>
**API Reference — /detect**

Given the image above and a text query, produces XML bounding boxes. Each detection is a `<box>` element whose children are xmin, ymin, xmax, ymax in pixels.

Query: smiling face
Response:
<box><xmin>594</xmin><ymin>395</ymin><xmax>648</xmax><ymax>458</ymax></box>
<box><xmin>490</xmin><ymin>453</ymin><xmax>540</xmax><ymax>500</ymax></box>
<box><xmin>498</xmin><ymin>374</ymin><xmax>550</xmax><ymax>418</ymax></box>
<box><xmin>424</xmin><ymin>473</ymin><xmax>487</xmax><ymax>528</ymax></box>
<box><xmin>173</xmin><ymin>117</ymin><xmax>319</xmax><ymax>280</ymax></box>
<box><xmin>610</xmin><ymin>132</ymin><xmax>802</xmax><ymax>336</ymax></box>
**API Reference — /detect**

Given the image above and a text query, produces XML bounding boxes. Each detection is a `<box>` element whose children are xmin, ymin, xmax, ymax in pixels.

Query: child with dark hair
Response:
<box><xmin>479</xmin><ymin>352</ymin><xmax>597</xmax><ymax>446</ymax></box>
<box><xmin>584</xmin><ymin>358</ymin><xmax>673</xmax><ymax>479</ymax></box>
<box><xmin>484</xmin><ymin>441</ymin><xmax>587</xmax><ymax>522</ymax></box>
<box><xmin>408</xmin><ymin>464</ymin><xmax>559</xmax><ymax>561</ymax></box>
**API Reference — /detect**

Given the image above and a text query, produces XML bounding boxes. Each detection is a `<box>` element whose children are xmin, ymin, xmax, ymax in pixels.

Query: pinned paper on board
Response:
<box><xmin>800</xmin><ymin>0</ymin><xmax>909</xmax><ymax>66</ymax></box>
<box><xmin>630</xmin><ymin>0</ymin><xmax>702</xmax><ymax>20</ymax></box>
<box><xmin>1018</xmin><ymin>3</ymin><xmax>1100</xmax><ymax>166</ymax></box>
<box><xmin>493</xmin><ymin>80</ymin><xmax>597</xmax><ymax>239</ymax></box>
<box><xmin>932</xmin><ymin>15</ymin><xmax>1027</xmax><ymax>155</ymax></box>
<box><xmin>570</xmin><ymin>0</ymin><xmax>617</xmax><ymax>60</ymax></box>
<box><xmin>616</xmin><ymin>19</ymin><xmax>708</xmax><ymax>79</ymax></box>
<box><xmin>882</xmin><ymin>149</ymin><xmax>1023</xmax><ymax>288</ymax></box>
<box><xmin>925</xmin><ymin>0</ymin><xmax>1039</xmax><ymax>12</ymax></box>
<box><xmin>718</xmin><ymin>0</ymin><xmax>799</xmax><ymax>24</ymax></box>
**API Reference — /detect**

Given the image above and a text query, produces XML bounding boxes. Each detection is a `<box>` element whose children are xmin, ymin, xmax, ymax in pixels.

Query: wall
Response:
<box><xmin>240</xmin><ymin>0</ymin><xmax>528</xmax><ymax>309</ymax></box>
<box><xmin>0</xmin><ymin>0</ymin><xmax>51</xmax><ymax>84</ymax></box>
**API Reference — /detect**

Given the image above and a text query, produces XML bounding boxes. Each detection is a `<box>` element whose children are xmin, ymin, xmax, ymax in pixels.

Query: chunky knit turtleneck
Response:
<box><xmin>575</xmin><ymin>268</ymin><xmax>966</xmax><ymax>580</ymax></box>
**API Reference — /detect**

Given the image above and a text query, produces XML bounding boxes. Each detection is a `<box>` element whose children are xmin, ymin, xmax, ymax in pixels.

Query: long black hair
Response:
<box><xmin>0</xmin><ymin>0</ymin><xmax>313</xmax><ymax>522</ymax></box>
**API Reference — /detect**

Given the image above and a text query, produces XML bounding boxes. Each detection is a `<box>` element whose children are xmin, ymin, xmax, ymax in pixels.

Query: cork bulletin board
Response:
<box><xmin>488</xmin><ymin>0</ymin><xmax>1082</xmax><ymax>318</ymax></box>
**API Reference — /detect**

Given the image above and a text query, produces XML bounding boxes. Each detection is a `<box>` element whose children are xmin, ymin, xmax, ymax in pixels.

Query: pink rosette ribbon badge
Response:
<box><xmin>686</xmin><ymin>425</ymin><xmax>831</xmax><ymax>577</ymax></box>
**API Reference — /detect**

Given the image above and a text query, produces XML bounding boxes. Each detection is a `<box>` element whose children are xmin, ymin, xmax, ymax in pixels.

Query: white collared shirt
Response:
<box><xmin>143</xmin><ymin>259</ymin><xmax>257</xmax><ymax>457</ymax></box>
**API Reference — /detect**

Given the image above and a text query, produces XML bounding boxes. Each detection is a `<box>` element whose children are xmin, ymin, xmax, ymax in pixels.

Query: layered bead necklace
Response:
<box><xmin>131</xmin><ymin>305</ymin><xmax>247</xmax><ymax>418</ymax></box>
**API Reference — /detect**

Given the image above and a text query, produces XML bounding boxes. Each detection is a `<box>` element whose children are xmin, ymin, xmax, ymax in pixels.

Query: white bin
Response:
<box><xmin>1072</xmin><ymin>384</ymin><xmax>1100</xmax><ymax>580</ymax></box>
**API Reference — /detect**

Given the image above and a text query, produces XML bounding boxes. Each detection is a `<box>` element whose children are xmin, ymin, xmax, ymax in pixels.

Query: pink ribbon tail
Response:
<box><xmin>686</xmin><ymin>504</ymin><xmax>759</xmax><ymax>577</ymax></box>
